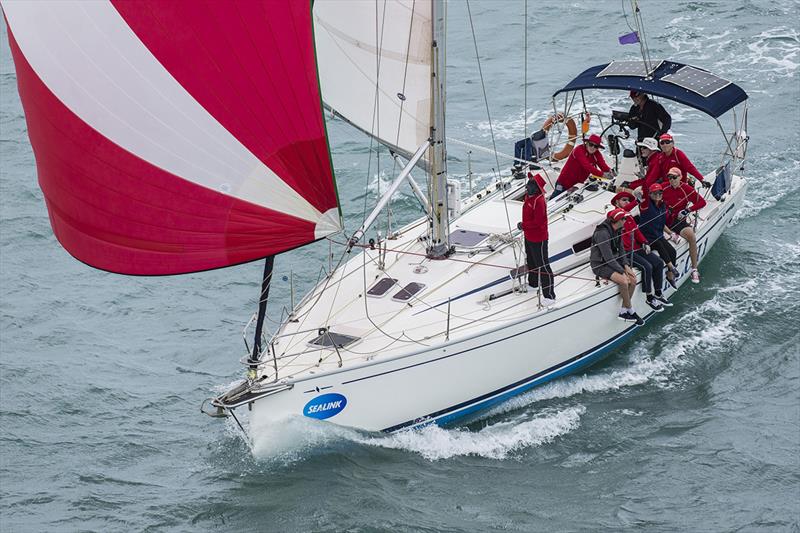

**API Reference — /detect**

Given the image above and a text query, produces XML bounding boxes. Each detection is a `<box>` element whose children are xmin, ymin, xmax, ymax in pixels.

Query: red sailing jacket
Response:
<box><xmin>555</xmin><ymin>144</ymin><xmax>611</xmax><ymax>189</ymax></box>
<box><xmin>659</xmin><ymin>148</ymin><xmax>705</xmax><ymax>183</ymax></box>
<box><xmin>621</xmin><ymin>216</ymin><xmax>648</xmax><ymax>252</ymax></box>
<box><xmin>662</xmin><ymin>182</ymin><xmax>707</xmax><ymax>225</ymax></box>
<box><xmin>521</xmin><ymin>192</ymin><xmax>548</xmax><ymax>242</ymax></box>
<box><xmin>629</xmin><ymin>151</ymin><xmax>665</xmax><ymax>190</ymax></box>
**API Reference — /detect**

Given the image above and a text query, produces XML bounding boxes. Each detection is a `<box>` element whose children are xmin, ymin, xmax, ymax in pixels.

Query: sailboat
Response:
<box><xmin>3</xmin><ymin>1</ymin><xmax>749</xmax><ymax>439</ymax></box>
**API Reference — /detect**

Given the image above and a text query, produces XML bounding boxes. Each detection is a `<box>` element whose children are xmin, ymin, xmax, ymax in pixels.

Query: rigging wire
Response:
<box><xmin>523</xmin><ymin>0</ymin><xmax>528</xmax><ymax>140</ymax></box>
<box><xmin>465</xmin><ymin>0</ymin><xmax>518</xmax><ymax>264</ymax></box>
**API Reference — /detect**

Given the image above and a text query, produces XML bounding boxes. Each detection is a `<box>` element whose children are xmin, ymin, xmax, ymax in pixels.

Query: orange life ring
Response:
<box><xmin>542</xmin><ymin>113</ymin><xmax>578</xmax><ymax>161</ymax></box>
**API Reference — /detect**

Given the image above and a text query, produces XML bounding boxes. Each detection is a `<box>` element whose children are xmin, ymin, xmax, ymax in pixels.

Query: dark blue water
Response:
<box><xmin>2</xmin><ymin>1</ymin><xmax>798</xmax><ymax>531</ymax></box>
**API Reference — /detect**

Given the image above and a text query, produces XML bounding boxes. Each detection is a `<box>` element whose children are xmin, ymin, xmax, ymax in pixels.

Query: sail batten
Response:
<box><xmin>3</xmin><ymin>0</ymin><xmax>340</xmax><ymax>275</ymax></box>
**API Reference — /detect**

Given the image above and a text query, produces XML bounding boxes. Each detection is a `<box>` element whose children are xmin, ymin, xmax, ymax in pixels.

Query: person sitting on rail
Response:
<box><xmin>550</xmin><ymin>134</ymin><xmax>615</xmax><ymax>199</ymax></box>
<box><xmin>657</xmin><ymin>133</ymin><xmax>711</xmax><ymax>188</ymax></box>
<box><xmin>638</xmin><ymin>183</ymin><xmax>681</xmax><ymax>289</ymax></box>
<box><xmin>611</xmin><ymin>191</ymin><xmax>671</xmax><ymax>311</ymax></box>
<box><xmin>628</xmin><ymin>91</ymin><xmax>672</xmax><ymax>141</ymax></box>
<box><xmin>590</xmin><ymin>208</ymin><xmax>643</xmax><ymax>325</ymax></box>
<box><xmin>663</xmin><ymin>167</ymin><xmax>708</xmax><ymax>284</ymax></box>
<box><xmin>627</xmin><ymin>137</ymin><xmax>665</xmax><ymax>192</ymax></box>
<box><xmin>517</xmin><ymin>173</ymin><xmax>555</xmax><ymax>306</ymax></box>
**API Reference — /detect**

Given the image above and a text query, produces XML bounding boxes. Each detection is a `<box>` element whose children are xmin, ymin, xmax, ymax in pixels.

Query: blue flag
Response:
<box><xmin>618</xmin><ymin>31</ymin><xmax>640</xmax><ymax>45</ymax></box>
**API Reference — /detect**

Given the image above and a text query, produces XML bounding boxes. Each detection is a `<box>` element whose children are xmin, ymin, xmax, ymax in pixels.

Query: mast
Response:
<box><xmin>630</xmin><ymin>0</ymin><xmax>652</xmax><ymax>74</ymax></box>
<box><xmin>427</xmin><ymin>0</ymin><xmax>450</xmax><ymax>258</ymax></box>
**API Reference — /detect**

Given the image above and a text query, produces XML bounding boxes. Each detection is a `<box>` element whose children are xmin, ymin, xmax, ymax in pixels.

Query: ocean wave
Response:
<box><xmin>732</xmin><ymin>154</ymin><xmax>800</xmax><ymax>223</ymax></box>
<box><xmin>358</xmin><ymin>405</ymin><xmax>585</xmax><ymax>460</ymax></box>
<box><xmin>247</xmin><ymin>405</ymin><xmax>585</xmax><ymax>463</ymax></box>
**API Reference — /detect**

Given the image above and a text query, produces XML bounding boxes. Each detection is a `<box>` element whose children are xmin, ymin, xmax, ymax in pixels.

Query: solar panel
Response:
<box><xmin>662</xmin><ymin>66</ymin><xmax>730</xmax><ymax>97</ymax></box>
<box><xmin>597</xmin><ymin>60</ymin><xmax>663</xmax><ymax>78</ymax></box>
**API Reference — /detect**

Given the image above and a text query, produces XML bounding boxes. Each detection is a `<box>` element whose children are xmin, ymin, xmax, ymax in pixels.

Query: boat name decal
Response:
<box><xmin>303</xmin><ymin>393</ymin><xmax>347</xmax><ymax>419</ymax></box>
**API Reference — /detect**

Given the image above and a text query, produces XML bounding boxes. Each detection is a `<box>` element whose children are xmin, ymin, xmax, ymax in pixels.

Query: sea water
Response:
<box><xmin>1</xmin><ymin>1</ymin><xmax>798</xmax><ymax>531</ymax></box>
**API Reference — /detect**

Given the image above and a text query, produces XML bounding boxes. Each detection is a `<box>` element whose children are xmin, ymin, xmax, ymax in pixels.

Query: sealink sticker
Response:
<box><xmin>303</xmin><ymin>393</ymin><xmax>347</xmax><ymax>420</ymax></box>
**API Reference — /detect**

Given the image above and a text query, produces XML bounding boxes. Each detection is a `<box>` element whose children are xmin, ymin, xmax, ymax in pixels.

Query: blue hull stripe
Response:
<box><xmin>376</xmin><ymin>203</ymin><xmax>736</xmax><ymax>432</ymax></box>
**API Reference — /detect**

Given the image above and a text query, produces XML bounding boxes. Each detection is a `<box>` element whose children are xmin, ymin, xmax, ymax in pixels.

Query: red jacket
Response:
<box><xmin>659</xmin><ymin>148</ymin><xmax>704</xmax><ymax>183</ymax></box>
<box><xmin>629</xmin><ymin>151</ymin><xmax>665</xmax><ymax>191</ymax></box>
<box><xmin>621</xmin><ymin>216</ymin><xmax>647</xmax><ymax>252</ymax></box>
<box><xmin>521</xmin><ymin>192</ymin><xmax>548</xmax><ymax>242</ymax></box>
<box><xmin>662</xmin><ymin>182</ymin><xmax>707</xmax><ymax>225</ymax></box>
<box><xmin>556</xmin><ymin>144</ymin><xmax>610</xmax><ymax>189</ymax></box>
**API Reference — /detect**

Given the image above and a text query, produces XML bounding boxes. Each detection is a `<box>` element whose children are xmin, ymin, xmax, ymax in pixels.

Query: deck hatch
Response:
<box><xmin>367</xmin><ymin>277</ymin><xmax>398</xmax><ymax>297</ymax></box>
<box><xmin>392</xmin><ymin>282</ymin><xmax>426</xmax><ymax>302</ymax></box>
<box><xmin>449</xmin><ymin>229</ymin><xmax>489</xmax><ymax>247</ymax></box>
<box><xmin>309</xmin><ymin>331</ymin><xmax>360</xmax><ymax>348</ymax></box>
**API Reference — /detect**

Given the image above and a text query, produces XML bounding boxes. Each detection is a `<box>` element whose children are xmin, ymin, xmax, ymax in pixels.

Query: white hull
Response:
<box><xmin>237</xmin><ymin>175</ymin><xmax>746</xmax><ymax>434</ymax></box>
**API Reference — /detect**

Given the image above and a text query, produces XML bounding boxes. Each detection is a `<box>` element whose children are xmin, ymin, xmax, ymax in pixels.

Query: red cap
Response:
<box><xmin>667</xmin><ymin>166</ymin><xmax>682</xmax><ymax>178</ymax></box>
<box><xmin>527</xmin><ymin>172</ymin><xmax>547</xmax><ymax>191</ymax></box>
<box><xmin>611</xmin><ymin>191</ymin><xmax>635</xmax><ymax>205</ymax></box>
<box><xmin>649</xmin><ymin>183</ymin><xmax>664</xmax><ymax>192</ymax></box>
<box><xmin>607</xmin><ymin>208</ymin><xmax>627</xmax><ymax>222</ymax></box>
<box><xmin>659</xmin><ymin>133</ymin><xmax>673</xmax><ymax>142</ymax></box>
<box><xmin>586</xmin><ymin>134</ymin><xmax>605</xmax><ymax>149</ymax></box>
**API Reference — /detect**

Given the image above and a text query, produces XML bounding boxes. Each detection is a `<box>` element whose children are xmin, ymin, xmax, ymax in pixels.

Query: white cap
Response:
<box><xmin>636</xmin><ymin>137</ymin><xmax>660</xmax><ymax>151</ymax></box>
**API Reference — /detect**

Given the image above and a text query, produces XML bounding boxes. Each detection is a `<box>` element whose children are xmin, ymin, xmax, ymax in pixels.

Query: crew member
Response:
<box><xmin>628</xmin><ymin>137</ymin><xmax>664</xmax><ymax>192</ymax></box>
<box><xmin>611</xmin><ymin>191</ymin><xmax>670</xmax><ymax>310</ymax></box>
<box><xmin>590</xmin><ymin>208</ymin><xmax>643</xmax><ymax>325</ymax></box>
<box><xmin>662</xmin><ymin>167</ymin><xmax>707</xmax><ymax>283</ymax></box>
<box><xmin>628</xmin><ymin>91</ymin><xmax>672</xmax><ymax>141</ymax></box>
<box><xmin>518</xmin><ymin>173</ymin><xmax>555</xmax><ymax>306</ymax></box>
<box><xmin>551</xmin><ymin>134</ymin><xmax>614</xmax><ymax>199</ymax></box>
<box><xmin>638</xmin><ymin>183</ymin><xmax>681</xmax><ymax>289</ymax></box>
<box><xmin>657</xmin><ymin>133</ymin><xmax>710</xmax><ymax>187</ymax></box>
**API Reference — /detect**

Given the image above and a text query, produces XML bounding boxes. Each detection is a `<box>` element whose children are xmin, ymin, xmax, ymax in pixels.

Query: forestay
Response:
<box><xmin>2</xmin><ymin>0</ymin><xmax>341</xmax><ymax>275</ymax></box>
<box><xmin>314</xmin><ymin>0</ymin><xmax>433</xmax><ymax>163</ymax></box>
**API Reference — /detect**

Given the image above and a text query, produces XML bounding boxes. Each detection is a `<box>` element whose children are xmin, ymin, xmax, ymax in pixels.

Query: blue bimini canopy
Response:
<box><xmin>553</xmin><ymin>60</ymin><xmax>748</xmax><ymax>118</ymax></box>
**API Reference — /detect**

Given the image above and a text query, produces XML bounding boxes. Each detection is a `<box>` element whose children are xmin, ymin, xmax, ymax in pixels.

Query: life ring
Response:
<box><xmin>542</xmin><ymin>113</ymin><xmax>578</xmax><ymax>161</ymax></box>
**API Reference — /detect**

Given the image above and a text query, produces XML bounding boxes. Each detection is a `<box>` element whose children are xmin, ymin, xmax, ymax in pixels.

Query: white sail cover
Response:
<box><xmin>314</xmin><ymin>0</ymin><xmax>432</xmax><ymax>161</ymax></box>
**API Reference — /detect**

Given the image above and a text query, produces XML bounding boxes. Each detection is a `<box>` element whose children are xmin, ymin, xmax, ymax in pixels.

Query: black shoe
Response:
<box><xmin>646</xmin><ymin>295</ymin><xmax>664</xmax><ymax>312</ymax></box>
<box><xmin>652</xmin><ymin>293</ymin><xmax>673</xmax><ymax>307</ymax></box>
<box><xmin>631</xmin><ymin>312</ymin><xmax>644</xmax><ymax>325</ymax></box>
<box><xmin>617</xmin><ymin>311</ymin><xmax>637</xmax><ymax>322</ymax></box>
<box><xmin>666</xmin><ymin>276</ymin><xmax>678</xmax><ymax>290</ymax></box>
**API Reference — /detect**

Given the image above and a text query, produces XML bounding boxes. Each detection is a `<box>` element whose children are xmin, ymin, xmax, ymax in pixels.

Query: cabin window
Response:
<box><xmin>572</xmin><ymin>236</ymin><xmax>593</xmax><ymax>254</ymax></box>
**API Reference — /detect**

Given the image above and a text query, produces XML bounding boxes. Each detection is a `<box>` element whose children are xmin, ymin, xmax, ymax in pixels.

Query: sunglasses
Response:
<box><xmin>650</xmin><ymin>191</ymin><xmax>664</xmax><ymax>195</ymax></box>
<box><xmin>668</xmin><ymin>174</ymin><xmax>681</xmax><ymax>180</ymax></box>
<box><xmin>659</xmin><ymin>140</ymin><xmax>673</xmax><ymax>145</ymax></box>
<box><xmin>586</xmin><ymin>143</ymin><xmax>600</xmax><ymax>148</ymax></box>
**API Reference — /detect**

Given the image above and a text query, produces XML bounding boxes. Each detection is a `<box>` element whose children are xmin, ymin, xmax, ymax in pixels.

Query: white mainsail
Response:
<box><xmin>313</xmin><ymin>0</ymin><xmax>433</xmax><ymax>162</ymax></box>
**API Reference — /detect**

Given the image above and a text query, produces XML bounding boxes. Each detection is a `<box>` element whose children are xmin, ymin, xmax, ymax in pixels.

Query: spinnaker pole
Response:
<box><xmin>428</xmin><ymin>0</ymin><xmax>450</xmax><ymax>258</ymax></box>
<box><xmin>248</xmin><ymin>255</ymin><xmax>275</xmax><ymax>380</ymax></box>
